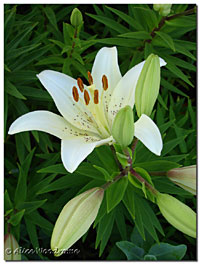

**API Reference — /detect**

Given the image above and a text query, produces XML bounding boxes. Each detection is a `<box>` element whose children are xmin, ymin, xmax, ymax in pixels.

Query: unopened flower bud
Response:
<box><xmin>111</xmin><ymin>105</ymin><xmax>134</xmax><ymax>149</ymax></box>
<box><xmin>4</xmin><ymin>233</ymin><xmax>21</xmax><ymax>260</ymax></box>
<box><xmin>156</xmin><ymin>193</ymin><xmax>196</xmax><ymax>238</ymax></box>
<box><xmin>153</xmin><ymin>4</ymin><xmax>172</xmax><ymax>16</ymax></box>
<box><xmin>167</xmin><ymin>165</ymin><xmax>196</xmax><ymax>195</ymax></box>
<box><xmin>51</xmin><ymin>187</ymin><xmax>104</xmax><ymax>257</ymax></box>
<box><xmin>70</xmin><ymin>8</ymin><xmax>83</xmax><ymax>28</ymax></box>
<box><xmin>135</xmin><ymin>54</ymin><xmax>163</xmax><ymax>117</ymax></box>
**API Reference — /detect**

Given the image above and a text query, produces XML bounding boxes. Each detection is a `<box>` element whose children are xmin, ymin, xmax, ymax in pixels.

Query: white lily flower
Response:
<box><xmin>8</xmin><ymin>47</ymin><xmax>166</xmax><ymax>173</ymax></box>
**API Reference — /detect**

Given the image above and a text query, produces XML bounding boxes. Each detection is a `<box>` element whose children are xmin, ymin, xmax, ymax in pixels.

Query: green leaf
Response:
<box><xmin>37</xmin><ymin>163</ymin><xmax>66</xmax><ymax>174</ymax></box>
<box><xmin>95</xmin><ymin>210</ymin><xmax>115</xmax><ymax>255</ymax></box>
<box><xmin>14</xmin><ymin>148</ymin><xmax>35</xmax><ymax>207</ymax></box>
<box><xmin>134</xmin><ymin>160</ymin><xmax>180</xmax><ymax>171</ymax></box>
<box><xmin>44</xmin><ymin>7</ymin><xmax>58</xmax><ymax>31</ymax></box>
<box><xmin>24</xmin><ymin>217</ymin><xmax>43</xmax><ymax>259</ymax></box>
<box><xmin>115</xmin><ymin>205</ymin><xmax>127</xmax><ymax>240</ymax></box>
<box><xmin>86</xmin><ymin>13</ymin><xmax>129</xmax><ymax>34</ymax></box>
<box><xmin>166</xmin><ymin>64</ymin><xmax>194</xmax><ymax>87</ymax></box>
<box><xmin>144</xmin><ymin>254</ymin><xmax>157</xmax><ymax>260</ymax></box>
<box><xmin>93</xmin><ymin>165</ymin><xmax>112</xmax><ymax>181</ymax></box>
<box><xmin>7</xmin><ymin>22</ymin><xmax>38</xmax><ymax>51</ymax></box>
<box><xmin>5</xmin><ymin>79</ymin><xmax>26</xmax><ymax>99</ymax></box>
<box><xmin>161</xmin><ymin>79</ymin><xmax>188</xmax><ymax>97</ymax></box>
<box><xmin>116</xmin><ymin>241</ymin><xmax>145</xmax><ymax>260</ymax></box>
<box><xmin>106</xmin><ymin>176</ymin><xmax>128</xmax><ymax>213</ymax></box>
<box><xmin>18</xmin><ymin>199</ymin><xmax>47</xmax><ymax>214</ymax></box>
<box><xmin>4</xmin><ymin>190</ymin><xmax>13</xmax><ymax>212</ymax></box>
<box><xmin>123</xmin><ymin>184</ymin><xmax>135</xmax><ymax>220</ymax></box>
<box><xmin>148</xmin><ymin>243</ymin><xmax>187</xmax><ymax>260</ymax></box>
<box><xmin>119</xmin><ymin>31</ymin><xmax>151</xmax><ymax>40</ymax></box>
<box><xmin>155</xmin><ymin>31</ymin><xmax>175</xmax><ymax>52</ymax></box>
<box><xmin>105</xmin><ymin>6</ymin><xmax>143</xmax><ymax>31</ymax></box>
<box><xmin>8</xmin><ymin>209</ymin><xmax>25</xmax><ymax>226</ymax></box>
<box><xmin>162</xmin><ymin>136</ymin><xmax>187</xmax><ymax>156</ymax></box>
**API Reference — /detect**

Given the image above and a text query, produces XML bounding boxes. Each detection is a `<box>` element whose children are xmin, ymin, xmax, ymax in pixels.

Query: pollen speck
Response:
<box><xmin>72</xmin><ymin>86</ymin><xmax>79</xmax><ymax>102</ymax></box>
<box><xmin>77</xmin><ymin>78</ymin><xmax>84</xmax><ymax>92</ymax></box>
<box><xmin>102</xmin><ymin>75</ymin><xmax>108</xmax><ymax>91</ymax></box>
<box><xmin>87</xmin><ymin>71</ymin><xmax>93</xmax><ymax>85</ymax></box>
<box><xmin>84</xmin><ymin>89</ymin><xmax>90</xmax><ymax>105</ymax></box>
<box><xmin>94</xmin><ymin>89</ymin><xmax>99</xmax><ymax>104</ymax></box>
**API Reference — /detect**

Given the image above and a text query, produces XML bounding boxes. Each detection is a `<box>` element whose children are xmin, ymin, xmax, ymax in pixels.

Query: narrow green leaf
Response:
<box><xmin>155</xmin><ymin>31</ymin><xmax>175</xmax><ymax>51</ymax></box>
<box><xmin>106</xmin><ymin>176</ymin><xmax>128</xmax><ymax>213</ymax></box>
<box><xmin>5</xmin><ymin>79</ymin><xmax>26</xmax><ymax>100</ymax></box>
<box><xmin>86</xmin><ymin>13</ymin><xmax>129</xmax><ymax>34</ymax></box>
<box><xmin>8</xmin><ymin>209</ymin><xmax>25</xmax><ymax>226</ymax></box>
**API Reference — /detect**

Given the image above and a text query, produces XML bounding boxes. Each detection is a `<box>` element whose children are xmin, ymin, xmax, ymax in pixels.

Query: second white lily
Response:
<box><xmin>8</xmin><ymin>47</ymin><xmax>166</xmax><ymax>173</ymax></box>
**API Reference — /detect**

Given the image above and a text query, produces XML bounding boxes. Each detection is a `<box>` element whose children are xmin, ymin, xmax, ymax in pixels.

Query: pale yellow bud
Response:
<box><xmin>167</xmin><ymin>165</ymin><xmax>196</xmax><ymax>195</ymax></box>
<box><xmin>153</xmin><ymin>4</ymin><xmax>172</xmax><ymax>16</ymax></box>
<box><xmin>4</xmin><ymin>234</ymin><xmax>21</xmax><ymax>260</ymax></box>
<box><xmin>156</xmin><ymin>193</ymin><xmax>196</xmax><ymax>238</ymax></box>
<box><xmin>51</xmin><ymin>187</ymin><xmax>104</xmax><ymax>257</ymax></box>
<box><xmin>111</xmin><ymin>105</ymin><xmax>134</xmax><ymax>149</ymax></box>
<box><xmin>135</xmin><ymin>54</ymin><xmax>161</xmax><ymax>117</ymax></box>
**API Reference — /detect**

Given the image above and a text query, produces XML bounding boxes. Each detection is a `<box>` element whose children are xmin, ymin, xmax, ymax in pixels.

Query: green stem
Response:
<box><xmin>110</xmin><ymin>145</ymin><xmax>123</xmax><ymax>171</ymax></box>
<box><xmin>101</xmin><ymin>170</ymin><xmax>127</xmax><ymax>190</ymax></box>
<box><xmin>69</xmin><ymin>28</ymin><xmax>78</xmax><ymax>58</ymax></box>
<box><xmin>138</xmin><ymin>7</ymin><xmax>196</xmax><ymax>51</ymax></box>
<box><xmin>130</xmin><ymin>167</ymin><xmax>158</xmax><ymax>195</ymax></box>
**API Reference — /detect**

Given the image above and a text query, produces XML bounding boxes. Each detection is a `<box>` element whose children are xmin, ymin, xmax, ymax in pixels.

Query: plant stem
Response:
<box><xmin>101</xmin><ymin>170</ymin><xmax>127</xmax><ymax>190</ymax></box>
<box><xmin>130</xmin><ymin>167</ymin><xmax>158</xmax><ymax>195</ymax></box>
<box><xmin>69</xmin><ymin>28</ymin><xmax>78</xmax><ymax>58</ymax></box>
<box><xmin>150</xmin><ymin>171</ymin><xmax>167</xmax><ymax>176</ymax></box>
<box><xmin>110</xmin><ymin>145</ymin><xmax>123</xmax><ymax>171</ymax></box>
<box><xmin>138</xmin><ymin>7</ymin><xmax>196</xmax><ymax>51</ymax></box>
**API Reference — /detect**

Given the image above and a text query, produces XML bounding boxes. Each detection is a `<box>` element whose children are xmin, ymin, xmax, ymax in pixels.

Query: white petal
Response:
<box><xmin>61</xmin><ymin>136</ymin><xmax>113</xmax><ymax>173</ymax></box>
<box><xmin>134</xmin><ymin>114</ymin><xmax>163</xmax><ymax>155</ymax></box>
<box><xmin>108</xmin><ymin>58</ymin><xmax>166</xmax><ymax>122</ymax></box>
<box><xmin>37</xmin><ymin>70</ymin><xmax>98</xmax><ymax>134</ymax></box>
<box><xmin>8</xmin><ymin>111</ymin><xmax>83</xmax><ymax>140</ymax></box>
<box><xmin>91</xmin><ymin>46</ymin><xmax>122</xmax><ymax>93</ymax></box>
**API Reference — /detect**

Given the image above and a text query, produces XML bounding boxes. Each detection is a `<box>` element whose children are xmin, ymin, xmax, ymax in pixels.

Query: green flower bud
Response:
<box><xmin>156</xmin><ymin>193</ymin><xmax>196</xmax><ymax>238</ymax></box>
<box><xmin>167</xmin><ymin>165</ymin><xmax>196</xmax><ymax>195</ymax></box>
<box><xmin>111</xmin><ymin>105</ymin><xmax>134</xmax><ymax>149</ymax></box>
<box><xmin>51</xmin><ymin>187</ymin><xmax>104</xmax><ymax>257</ymax></box>
<box><xmin>135</xmin><ymin>54</ymin><xmax>161</xmax><ymax>117</ymax></box>
<box><xmin>153</xmin><ymin>4</ymin><xmax>172</xmax><ymax>16</ymax></box>
<box><xmin>70</xmin><ymin>8</ymin><xmax>83</xmax><ymax>28</ymax></box>
<box><xmin>4</xmin><ymin>233</ymin><xmax>21</xmax><ymax>260</ymax></box>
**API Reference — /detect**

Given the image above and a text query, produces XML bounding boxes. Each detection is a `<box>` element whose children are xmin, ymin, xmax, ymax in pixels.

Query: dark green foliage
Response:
<box><xmin>4</xmin><ymin>4</ymin><xmax>196</xmax><ymax>260</ymax></box>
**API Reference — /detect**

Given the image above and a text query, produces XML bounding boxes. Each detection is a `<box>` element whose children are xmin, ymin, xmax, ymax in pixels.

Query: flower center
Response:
<box><xmin>71</xmin><ymin>72</ymin><xmax>111</xmax><ymax>138</ymax></box>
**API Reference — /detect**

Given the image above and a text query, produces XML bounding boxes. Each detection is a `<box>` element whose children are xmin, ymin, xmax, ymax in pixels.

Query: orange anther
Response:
<box><xmin>72</xmin><ymin>86</ymin><xmax>79</xmax><ymax>102</ymax></box>
<box><xmin>84</xmin><ymin>89</ymin><xmax>90</xmax><ymax>105</ymax></box>
<box><xmin>77</xmin><ymin>78</ymin><xmax>84</xmax><ymax>92</ymax></box>
<box><xmin>102</xmin><ymin>75</ymin><xmax>108</xmax><ymax>91</ymax></box>
<box><xmin>94</xmin><ymin>89</ymin><xmax>99</xmax><ymax>104</ymax></box>
<box><xmin>87</xmin><ymin>71</ymin><xmax>93</xmax><ymax>85</ymax></box>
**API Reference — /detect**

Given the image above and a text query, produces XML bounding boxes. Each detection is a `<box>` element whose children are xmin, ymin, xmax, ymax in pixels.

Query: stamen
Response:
<box><xmin>94</xmin><ymin>89</ymin><xmax>99</xmax><ymax>104</ymax></box>
<box><xmin>102</xmin><ymin>75</ymin><xmax>108</xmax><ymax>91</ymax></box>
<box><xmin>88</xmin><ymin>71</ymin><xmax>93</xmax><ymax>85</ymax></box>
<box><xmin>72</xmin><ymin>86</ymin><xmax>79</xmax><ymax>102</ymax></box>
<box><xmin>77</xmin><ymin>78</ymin><xmax>84</xmax><ymax>92</ymax></box>
<box><xmin>84</xmin><ymin>89</ymin><xmax>90</xmax><ymax>105</ymax></box>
